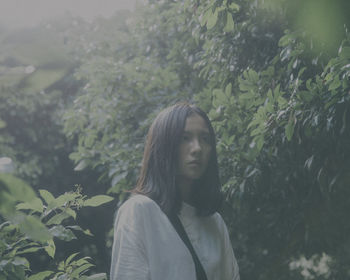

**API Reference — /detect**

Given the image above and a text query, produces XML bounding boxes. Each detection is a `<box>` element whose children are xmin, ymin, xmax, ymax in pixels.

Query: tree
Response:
<box><xmin>0</xmin><ymin>16</ymin><xmax>114</xmax><ymax>274</ymax></box>
<box><xmin>2</xmin><ymin>0</ymin><xmax>350</xmax><ymax>278</ymax></box>
<box><xmin>64</xmin><ymin>0</ymin><xmax>350</xmax><ymax>278</ymax></box>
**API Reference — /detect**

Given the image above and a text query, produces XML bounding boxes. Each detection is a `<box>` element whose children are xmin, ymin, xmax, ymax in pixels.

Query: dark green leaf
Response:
<box><xmin>28</xmin><ymin>271</ymin><xmax>54</xmax><ymax>280</ymax></box>
<box><xmin>83</xmin><ymin>195</ymin><xmax>114</xmax><ymax>207</ymax></box>
<box><xmin>49</xmin><ymin>225</ymin><xmax>76</xmax><ymax>241</ymax></box>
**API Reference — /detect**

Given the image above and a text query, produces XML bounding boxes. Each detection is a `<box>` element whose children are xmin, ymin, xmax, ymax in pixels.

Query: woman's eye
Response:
<box><xmin>201</xmin><ymin>135</ymin><xmax>210</xmax><ymax>143</ymax></box>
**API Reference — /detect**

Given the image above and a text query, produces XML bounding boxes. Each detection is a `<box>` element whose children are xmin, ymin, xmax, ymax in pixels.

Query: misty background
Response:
<box><xmin>0</xmin><ymin>0</ymin><xmax>137</xmax><ymax>29</ymax></box>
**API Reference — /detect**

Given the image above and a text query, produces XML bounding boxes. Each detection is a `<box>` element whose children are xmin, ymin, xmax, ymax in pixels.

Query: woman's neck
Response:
<box><xmin>178</xmin><ymin>178</ymin><xmax>194</xmax><ymax>204</ymax></box>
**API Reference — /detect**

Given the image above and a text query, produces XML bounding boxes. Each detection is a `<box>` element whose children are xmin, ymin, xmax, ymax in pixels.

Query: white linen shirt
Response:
<box><xmin>110</xmin><ymin>194</ymin><xmax>240</xmax><ymax>280</ymax></box>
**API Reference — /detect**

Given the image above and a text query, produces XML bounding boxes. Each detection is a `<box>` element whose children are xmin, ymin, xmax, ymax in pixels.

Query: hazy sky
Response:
<box><xmin>0</xmin><ymin>0</ymin><xmax>137</xmax><ymax>29</ymax></box>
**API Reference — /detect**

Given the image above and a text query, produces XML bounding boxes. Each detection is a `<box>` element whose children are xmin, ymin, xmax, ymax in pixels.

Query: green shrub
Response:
<box><xmin>0</xmin><ymin>173</ymin><xmax>112</xmax><ymax>280</ymax></box>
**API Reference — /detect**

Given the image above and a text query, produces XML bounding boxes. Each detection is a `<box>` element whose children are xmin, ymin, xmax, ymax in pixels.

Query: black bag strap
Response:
<box><xmin>167</xmin><ymin>214</ymin><xmax>208</xmax><ymax>280</ymax></box>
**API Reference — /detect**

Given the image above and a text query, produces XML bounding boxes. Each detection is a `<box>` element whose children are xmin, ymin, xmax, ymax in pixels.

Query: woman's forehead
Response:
<box><xmin>184</xmin><ymin>113</ymin><xmax>209</xmax><ymax>133</ymax></box>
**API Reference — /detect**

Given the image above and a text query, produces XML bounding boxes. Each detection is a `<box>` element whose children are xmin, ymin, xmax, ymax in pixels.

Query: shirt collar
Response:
<box><xmin>180</xmin><ymin>201</ymin><xmax>196</xmax><ymax>218</ymax></box>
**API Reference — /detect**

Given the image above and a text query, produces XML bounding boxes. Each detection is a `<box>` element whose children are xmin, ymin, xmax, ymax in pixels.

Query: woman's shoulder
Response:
<box><xmin>119</xmin><ymin>194</ymin><xmax>160</xmax><ymax>215</ymax></box>
<box><xmin>207</xmin><ymin>211</ymin><xmax>224</xmax><ymax>223</ymax></box>
<box><xmin>114</xmin><ymin>194</ymin><xmax>162</xmax><ymax>230</ymax></box>
<box><xmin>204</xmin><ymin>211</ymin><xmax>229</xmax><ymax>233</ymax></box>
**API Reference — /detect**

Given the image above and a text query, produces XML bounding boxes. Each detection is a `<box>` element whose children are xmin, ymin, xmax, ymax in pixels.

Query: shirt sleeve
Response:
<box><xmin>220</xmin><ymin>216</ymin><xmax>240</xmax><ymax>280</ymax></box>
<box><xmin>227</xmin><ymin>245</ymin><xmax>240</xmax><ymax>280</ymax></box>
<box><xmin>110</xmin><ymin>199</ymin><xmax>150</xmax><ymax>280</ymax></box>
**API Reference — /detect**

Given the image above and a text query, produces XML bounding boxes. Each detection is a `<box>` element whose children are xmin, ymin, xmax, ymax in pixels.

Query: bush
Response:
<box><xmin>0</xmin><ymin>172</ymin><xmax>112</xmax><ymax>280</ymax></box>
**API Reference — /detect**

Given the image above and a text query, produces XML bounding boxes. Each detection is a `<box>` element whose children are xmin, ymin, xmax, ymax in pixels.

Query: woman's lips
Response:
<box><xmin>188</xmin><ymin>160</ymin><xmax>201</xmax><ymax>166</ymax></box>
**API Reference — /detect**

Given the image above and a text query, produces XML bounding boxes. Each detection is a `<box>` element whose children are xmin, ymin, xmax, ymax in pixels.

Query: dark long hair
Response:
<box><xmin>133</xmin><ymin>102</ymin><xmax>222</xmax><ymax>216</ymax></box>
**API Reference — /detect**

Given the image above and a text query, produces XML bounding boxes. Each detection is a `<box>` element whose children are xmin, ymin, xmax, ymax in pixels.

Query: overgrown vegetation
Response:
<box><xmin>1</xmin><ymin>0</ymin><xmax>349</xmax><ymax>279</ymax></box>
<box><xmin>0</xmin><ymin>171</ymin><xmax>112</xmax><ymax>279</ymax></box>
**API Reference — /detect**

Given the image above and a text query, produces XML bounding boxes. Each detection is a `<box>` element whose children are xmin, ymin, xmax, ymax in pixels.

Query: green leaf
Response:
<box><xmin>279</xmin><ymin>34</ymin><xmax>291</xmax><ymax>47</ymax></box>
<box><xmin>328</xmin><ymin>75</ymin><xmax>341</xmax><ymax>91</ymax></box>
<box><xmin>298</xmin><ymin>91</ymin><xmax>314</xmax><ymax>102</ymax></box>
<box><xmin>200</xmin><ymin>8</ymin><xmax>212</xmax><ymax>27</ymax></box>
<box><xmin>47</xmin><ymin>193</ymin><xmax>77</xmax><ymax>211</ymax></box>
<box><xmin>277</xmin><ymin>96</ymin><xmax>288</xmax><ymax>107</ymax></box>
<box><xmin>16</xmin><ymin>198</ymin><xmax>43</xmax><ymax>213</ymax></box>
<box><xmin>229</xmin><ymin>2</ymin><xmax>240</xmax><ymax>11</ymax></box>
<box><xmin>248</xmin><ymin>69</ymin><xmax>259</xmax><ymax>83</ymax></box>
<box><xmin>28</xmin><ymin>271</ymin><xmax>54</xmax><ymax>280</ymax></box>
<box><xmin>16</xmin><ymin>245</ymin><xmax>42</xmax><ymax>255</ymax></box>
<box><xmin>239</xmin><ymin>91</ymin><xmax>254</xmax><ymax>100</ymax></box>
<box><xmin>49</xmin><ymin>225</ymin><xmax>76</xmax><ymax>241</ymax></box>
<box><xmin>306</xmin><ymin>79</ymin><xmax>313</xmax><ymax>90</ymax></box>
<box><xmin>0</xmin><ymin>119</ymin><xmax>6</xmax><ymax>129</ymax></box>
<box><xmin>213</xmin><ymin>88</ymin><xmax>227</xmax><ymax>107</ymax></box>
<box><xmin>339</xmin><ymin>46</ymin><xmax>350</xmax><ymax>59</ymax></box>
<box><xmin>39</xmin><ymin>189</ymin><xmax>55</xmax><ymax>205</ymax></box>
<box><xmin>85</xmin><ymin>134</ymin><xmax>96</xmax><ymax>148</ymax></box>
<box><xmin>44</xmin><ymin>239</ymin><xmax>55</xmax><ymax>258</ymax></box>
<box><xmin>224</xmin><ymin>12</ymin><xmax>235</xmax><ymax>32</ymax></box>
<box><xmin>225</xmin><ymin>83</ymin><xmax>232</xmax><ymax>96</ymax></box>
<box><xmin>0</xmin><ymin>174</ymin><xmax>36</xmax><ymax>203</ymax></box>
<box><xmin>65</xmin><ymin>208</ymin><xmax>77</xmax><ymax>220</ymax></box>
<box><xmin>250</xmin><ymin>126</ymin><xmax>264</xmax><ymax>137</ymax></box>
<box><xmin>239</xmin><ymin>81</ymin><xmax>252</xmax><ymax>92</ymax></box>
<box><xmin>267</xmin><ymin>89</ymin><xmax>273</xmax><ymax>101</ymax></box>
<box><xmin>256</xmin><ymin>136</ymin><xmax>264</xmax><ymax>151</ymax></box>
<box><xmin>84</xmin><ymin>273</ymin><xmax>107</xmax><ymax>280</ymax></box>
<box><xmin>74</xmin><ymin>160</ymin><xmax>87</xmax><ymax>171</ymax></box>
<box><xmin>206</xmin><ymin>8</ymin><xmax>218</xmax><ymax>30</ymax></box>
<box><xmin>75</xmin><ymin>257</ymin><xmax>91</xmax><ymax>266</ymax></box>
<box><xmin>83</xmin><ymin>195</ymin><xmax>114</xmax><ymax>207</ymax></box>
<box><xmin>111</xmin><ymin>171</ymin><xmax>127</xmax><ymax>187</ymax></box>
<box><xmin>68</xmin><ymin>225</ymin><xmax>93</xmax><ymax>236</ymax></box>
<box><xmin>15</xmin><ymin>215</ymin><xmax>52</xmax><ymax>242</ymax></box>
<box><xmin>285</xmin><ymin>115</ymin><xmax>296</xmax><ymax>141</ymax></box>
<box><xmin>325</xmin><ymin>98</ymin><xmax>337</xmax><ymax>109</ymax></box>
<box><xmin>58</xmin><ymin>260</ymin><xmax>65</xmax><ymax>272</ymax></box>
<box><xmin>65</xmin><ymin>252</ymin><xmax>80</xmax><ymax>266</ymax></box>
<box><xmin>46</xmin><ymin>211</ymin><xmax>71</xmax><ymax>225</ymax></box>
<box><xmin>11</xmin><ymin>257</ymin><xmax>30</xmax><ymax>268</ymax></box>
<box><xmin>70</xmin><ymin>263</ymin><xmax>95</xmax><ymax>278</ymax></box>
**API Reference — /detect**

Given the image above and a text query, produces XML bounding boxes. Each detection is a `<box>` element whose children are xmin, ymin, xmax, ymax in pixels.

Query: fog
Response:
<box><xmin>0</xmin><ymin>0</ymin><xmax>136</xmax><ymax>29</ymax></box>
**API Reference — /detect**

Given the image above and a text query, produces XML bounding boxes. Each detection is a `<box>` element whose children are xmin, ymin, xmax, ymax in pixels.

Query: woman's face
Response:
<box><xmin>177</xmin><ymin>113</ymin><xmax>212</xmax><ymax>183</ymax></box>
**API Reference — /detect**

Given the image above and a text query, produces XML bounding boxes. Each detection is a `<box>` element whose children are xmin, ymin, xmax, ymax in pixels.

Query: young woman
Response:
<box><xmin>110</xmin><ymin>103</ymin><xmax>240</xmax><ymax>280</ymax></box>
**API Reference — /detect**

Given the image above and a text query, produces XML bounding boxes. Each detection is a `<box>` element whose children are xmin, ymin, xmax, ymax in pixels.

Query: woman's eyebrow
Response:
<box><xmin>183</xmin><ymin>129</ymin><xmax>210</xmax><ymax>134</ymax></box>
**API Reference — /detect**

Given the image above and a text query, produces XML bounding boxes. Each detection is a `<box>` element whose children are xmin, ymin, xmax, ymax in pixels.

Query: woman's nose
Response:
<box><xmin>190</xmin><ymin>138</ymin><xmax>202</xmax><ymax>153</ymax></box>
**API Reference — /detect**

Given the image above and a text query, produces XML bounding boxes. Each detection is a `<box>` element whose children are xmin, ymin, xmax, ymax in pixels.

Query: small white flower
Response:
<box><xmin>25</xmin><ymin>65</ymin><xmax>35</xmax><ymax>74</ymax></box>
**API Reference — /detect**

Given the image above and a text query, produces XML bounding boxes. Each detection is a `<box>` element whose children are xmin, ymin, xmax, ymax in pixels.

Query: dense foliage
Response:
<box><xmin>0</xmin><ymin>171</ymin><xmax>111</xmax><ymax>279</ymax></box>
<box><xmin>1</xmin><ymin>0</ymin><xmax>350</xmax><ymax>279</ymax></box>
